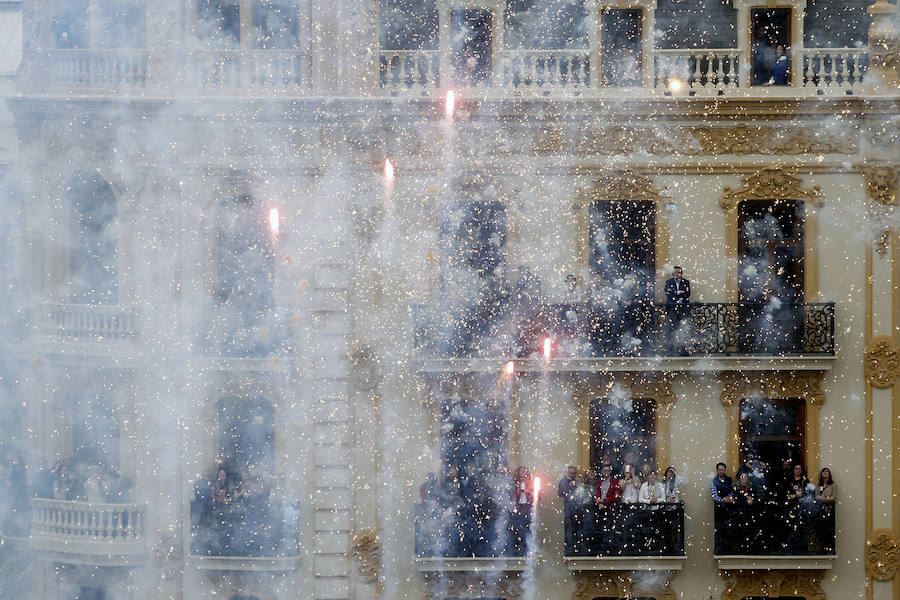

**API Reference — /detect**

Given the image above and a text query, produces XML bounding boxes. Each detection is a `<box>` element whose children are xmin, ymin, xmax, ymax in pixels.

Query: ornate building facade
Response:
<box><xmin>3</xmin><ymin>1</ymin><xmax>900</xmax><ymax>600</ymax></box>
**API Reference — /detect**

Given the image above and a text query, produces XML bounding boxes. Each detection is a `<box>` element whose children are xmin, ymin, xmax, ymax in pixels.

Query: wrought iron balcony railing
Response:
<box><xmin>564</xmin><ymin>502</ymin><xmax>685</xmax><ymax>557</ymax></box>
<box><xmin>414</xmin><ymin>502</ymin><xmax>531</xmax><ymax>558</ymax></box>
<box><xmin>414</xmin><ymin>301</ymin><xmax>835</xmax><ymax>359</ymax></box>
<box><xmin>714</xmin><ymin>500</ymin><xmax>835</xmax><ymax>555</ymax></box>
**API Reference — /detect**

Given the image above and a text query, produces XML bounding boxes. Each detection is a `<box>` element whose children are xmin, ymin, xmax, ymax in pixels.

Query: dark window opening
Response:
<box><xmin>451</xmin><ymin>8</ymin><xmax>494</xmax><ymax>85</ymax></box>
<box><xmin>589</xmin><ymin>199</ymin><xmax>655</xmax><ymax>299</ymax></box>
<box><xmin>98</xmin><ymin>0</ymin><xmax>147</xmax><ymax>49</ymax></box>
<box><xmin>590</xmin><ymin>397</ymin><xmax>656</xmax><ymax>471</ymax></box>
<box><xmin>751</xmin><ymin>8</ymin><xmax>791</xmax><ymax>85</ymax></box>
<box><xmin>68</xmin><ymin>172</ymin><xmax>118</xmax><ymax>305</ymax></box>
<box><xmin>443</xmin><ymin>199</ymin><xmax>507</xmax><ymax>280</ymax></box>
<box><xmin>738</xmin><ymin>199</ymin><xmax>804</xmax><ymax>303</ymax></box>
<box><xmin>215</xmin><ymin>194</ymin><xmax>275</xmax><ymax>313</ymax></box>
<box><xmin>73</xmin><ymin>393</ymin><xmax>120</xmax><ymax>469</ymax></box>
<box><xmin>199</xmin><ymin>0</ymin><xmax>242</xmax><ymax>48</ymax></box>
<box><xmin>600</xmin><ymin>9</ymin><xmax>642</xmax><ymax>86</ymax></box>
<box><xmin>739</xmin><ymin>397</ymin><xmax>806</xmax><ymax>469</ymax></box>
<box><xmin>380</xmin><ymin>0</ymin><xmax>438</xmax><ymax>50</ymax></box>
<box><xmin>252</xmin><ymin>0</ymin><xmax>300</xmax><ymax>49</ymax></box>
<box><xmin>504</xmin><ymin>0</ymin><xmax>589</xmax><ymax>49</ymax></box>
<box><xmin>217</xmin><ymin>397</ymin><xmax>275</xmax><ymax>470</ymax></box>
<box><xmin>52</xmin><ymin>0</ymin><xmax>89</xmax><ymax>48</ymax></box>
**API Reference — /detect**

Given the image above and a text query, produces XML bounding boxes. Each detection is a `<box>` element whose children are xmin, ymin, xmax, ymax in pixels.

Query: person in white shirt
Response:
<box><xmin>620</xmin><ymin>464</ymin><xmax>642</xmax><ymax>503</ymax></box>
<box><xmin>639</xmin><ymin>471</ymin><xmax>666</xmax><ymax>505</ymax></box>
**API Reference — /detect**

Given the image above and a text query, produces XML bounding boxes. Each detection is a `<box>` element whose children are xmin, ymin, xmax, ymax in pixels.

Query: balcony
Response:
<box><xmin>183</xmin><ymin>50</ymin><xmax>313</xmax><ymax>95</ymax></box>
<box><xmin>32</xmin><ymin>303</ymin><xmax>141</xmax><ymax>352</ymax></box>
<box><xmin>714</xmin><ymin>501</ymin><xmax>836</xmax><ymax>570</ymax></box>
<box><xmin>189</xmin><ymin>498</ymin><xmax>300</xmax><ymax>571</ymax></box>
<box><xmin>415</xmin><ymin>301</ymin><xmax>835</xmax><ymax>372</ymax></box>
<box><xmin>563</xmin><ymin>503</ymin><xmax>686</xmax><ymax>571</ymax></box>
<box><xmin>29</xmin><ymin>498</ymin><xmax>147</xmax><ymax>566</ymax></box>
<box><xmin>413</xmin><ymin>502</ymin><xmax>532</xmax><ymax>572</ymax></box>
<box><xmin>20</xmin><ymin>49</ymin><xmax>150</xmax><ymax>92</ymax></box>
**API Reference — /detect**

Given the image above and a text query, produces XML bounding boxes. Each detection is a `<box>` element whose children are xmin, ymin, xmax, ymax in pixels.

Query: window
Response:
<box><xmin>252</xmin><ymin>0</ymin><xmax>300</xmax><ymax>49</ymax></box>
<box><xmin>73</xmin><ymin>589</ymin><xmax>107</xmax><ymax>600</ymax></box>
<box><xmin>451</xmin><ymin>8</ymin><xmax>494</xmax><ymax>85</ymax></box>
<box><xmin>589</xmin><ymin>199</ymin><xmax>655</xmax><ymax>299</ymax></box>
<box><xmin>600</xmin><ymin>9</ymin><xmax>643</xmax><ymax>87</ymax></box>
<box><xmin>51</xmin><ymin>0</ymin><xmax>89</xmax><ymax>48</ymax></box>
<box><xmin>215</xmin><ymin>194</ymin><xmax>275</xmax><ymax>314</ymax></box>
<box><xmin>68</xmin><ymin>172</ymin><xmax>118</xmax><ymax>305</ymax></box>
<box><xmin>737</xmin><ymin>199</ymin><xmax>804</xmax><ymax>353</ymax></box>
<box><xmin>590</xmin><ymin>397</ymin><xmax>656</xmax><ymax>470</ymax></box>
<box><xmin>98</xmin><ymin>0</ymin><xmax>147</xmax><ymax>49</ymax></box>
<box><xmin>72</xmin><ymin>389</ymin><xmax>120</xmax><ymax>469</ymax></box>
<box><xmin>379</xmin><ymin>0</ymin><xmax>438</xmax><ymax>50</ymax></box>
<box><xmin>198</xmin><ymin>0</ymin><xmax>241</xmax><ymax>48</ymax></box>
<box><xmin>751</xmin><ymin>8</ymin><xmax>791</xmax><ymax>85</ymax></box>
<box><xmin>442</xmin><ymin>199</ymin><xmax>507</xmax><ymax>280</ymax></box>
<box><xmin>217</xmin><ymin>397</ymin><xmax>275</xmax><ymax>469</ymax></box>
<box><xmin>504</xmin><ymin>0</ymin><xmax>589</xmax><ymax>50</ymax></box>
<box><xmin>739</xmin><ymin>397</ymin><xmax>805</xmax><ymax>468</ymax></box>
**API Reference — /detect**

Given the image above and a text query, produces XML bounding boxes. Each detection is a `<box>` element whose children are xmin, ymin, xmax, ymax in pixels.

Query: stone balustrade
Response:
<box><xmin>34</xmin><ymin>303</ymin><xmax>140</xmax><ymax>340</ymax></box>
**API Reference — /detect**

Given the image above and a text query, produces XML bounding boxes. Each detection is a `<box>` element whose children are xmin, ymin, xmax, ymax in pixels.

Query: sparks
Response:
<box><xmin>533</xmin><ymin>476</ymin><xmax>542</xmax><ymax>498</ymax></box>
<box><xmin>384</xmin><ymin>158</ymin><xmax>395</xmax><ymax>184</ymax></box>
<box><xmin>505</xmin><ymin>360</ymin><xmax>515</xmax><ymax>376</ymax></box>
<box><xmin>543</xmin><ymin>338</ymin><xmax>552</xmax><ymax>360</ymax></box>
<box><xmin>268</xmin><ymin>207</ymin><xmax>280</xmax><ymax>237</ymax></box>
<box><xmin>668</xmin><ymin>78</ymin><xmax>684</xmax><ymax>93</ymax></box>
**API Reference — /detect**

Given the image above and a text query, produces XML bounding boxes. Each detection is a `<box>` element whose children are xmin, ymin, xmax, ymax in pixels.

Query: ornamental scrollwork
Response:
<box><xmin>863</xmin><ymin>166</ymin><xmax>899</xmax><ymax>207</ymax></box>
<box><xmin>720</xmin><ymin>169</ymin><xmax>824</xmax><ymax>213</ymax></box>
<box><xmin>865</xmin><ymin>335</ymin><xmax>900</xmax><ymax>388</ymax></box>
<box><xmin>572</xmin><ymin>571</ymin><xmax>676</xmax><ymax>600</ymax></box>
<box><xmin>721</xmin><ymin>570</ymin><xmax>825</xmax><ymax>600</ymax></box>
<box><xmin>866</xmin><ymin>528</ymin><xmax>900</xmax><ymax>581</ymax></box>
<box><xmin>350</xmin><ymin>528</ymin><xmax>381</xmax><ymax>584</ymax></box>
<box><xmin>720</xmin><ymin>371</ymin><xmax>826</xmax><ymax>407</ymax></box>
<box><xmin>578</xmin><ymin>170</ymin><xmax>669</xmax><ymax>205</ymax></box>
<box><xmin>423</xmin><ymin>572</ymin><xmax>522</xmax><ymax>600</ymax></box>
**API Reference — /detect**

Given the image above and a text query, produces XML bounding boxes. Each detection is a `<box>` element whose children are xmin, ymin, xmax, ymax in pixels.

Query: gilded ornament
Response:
<box><xmin>423</xmin><ymin>572</ymin><xmax>522</xmax><ymax>600</ymax></box>
<box><xmin>866</xmin><ymin>528</ymin><xmax>900</xmax><ymax>581</ymax></box>
<box><xmin>350</xmin><ymin>528</ymin><xmax>381</xmax><ymax>584</ymax></box>
<box><xmin>720</xmin><ymin>371</ymin><xmax>826</xmax><ymax>407</ymax></box>
<box><xmin>572</xmin><ymin>571</ymin><xmax>676</xmax><ymax>600</ymax></box>
<box><xmin>721</xmin><ymin>570</ymin><xmax>825</xmax><ymax>600</ymax></box>
<box><xmin>720</xmin><ymin>169</ymin><xmax>824</xmax><ymax>213</ymax></box>
<box><xmin>863</xmin><ymin>166</ymin><xmax>899</xmax><ymax>207</ymax></box>
<box><xmin>864</xmin><ymin>335</ymin><xmax>900</xmax><ymax>388</ymax></box>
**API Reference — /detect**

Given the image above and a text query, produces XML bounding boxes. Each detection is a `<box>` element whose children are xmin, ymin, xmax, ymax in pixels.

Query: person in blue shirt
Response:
<box><xmin>768</xmin><ymin>45</ymin><xmax>789</xmax><ymax>85</ymax></box>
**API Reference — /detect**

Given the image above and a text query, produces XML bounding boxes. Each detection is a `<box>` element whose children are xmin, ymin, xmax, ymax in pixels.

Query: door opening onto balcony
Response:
<box><xmin>198</xmin><ymin>0</ymin><xmax>242</xmax><ymax>48</ymax></box>
<box><xmin>738</xmin><ymin>199</ymin><xmax>804</xmax><ymax>353</ymax></box>
<box><xmin>51</xmin><ymin>0</ymin><xmax>89</xmax><ymax>48</ymax></box>
<box><xmin>68</xmin><ymin>171</ymin><xmax>119</xmax><ymax>305</ymax></box>
<box><xmin>590</xmin><ymin>396</ymin><xmax>656</xmax><ymax>472</ymax></box>
<box><xmin>73</xmin><ymin>392</ymin><xmax>120</xmax><ymax>469</ymax></box>
<box><xmin>739</xmin><ymin>397</ymin><xmax>806</xmax><ymax>470</ymax></box>
<box><xmin>252</xmin><ymin>0</ymin><xmax>301</xmax><ymax>49</ymax></box>
<box><xmin>218</xmin><ymin>397</ymin><xmax>275</xmax><ymax>470</ymax></box>
<box><xmin>379</xmin><ymin>0</ymin><xmax>439</xmax><ymax>90</ymax></box>
<box><xmin>750</xmin><ymin>8</ymin><xmax>791</xmax><ymax>85</ymax></box>
<box><xmin>98</xmin><ymin>0</ymin><xmax>147</xmax><ymax>49</ymax></box>
<box><xmin>451</xmin><ymin>8</ymin><xmax>494</xmax><ymax>86</ymax></box>
<box><xmin>600</xmin><ymin>8</ymin><xmax>643</xmax><ymax>87</ymax></box>
<box><xmin>588</xmin><ymin>199</ymin><xmax>655</xmax><ymax>355</ymax></box>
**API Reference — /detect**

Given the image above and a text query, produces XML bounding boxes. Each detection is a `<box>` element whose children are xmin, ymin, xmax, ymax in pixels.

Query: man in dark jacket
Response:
<box><xmin>665</xmin><ymin>266</ymin><xmax>691</xmax><ymax>353</ymax></box>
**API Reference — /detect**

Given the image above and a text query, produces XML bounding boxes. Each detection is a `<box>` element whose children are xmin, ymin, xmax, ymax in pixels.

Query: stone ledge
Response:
<box><xmin>189</xmin><ymin>554</ymin><xmax>301</xmax><ymax>571</ymax></box>
<box><xmin>564</xmin><ymin>555</ymin><xmax>687</xmax><ymax>571</ymax></box>
<box><xmin>414</xmin><ymin>556</ymin><xmax>533</xmax><ymax>572</ymax></box>
<box><xmin>715</xmin><ymin>554</ymin><xmax>836</xmax><ymax>570</ymax></box>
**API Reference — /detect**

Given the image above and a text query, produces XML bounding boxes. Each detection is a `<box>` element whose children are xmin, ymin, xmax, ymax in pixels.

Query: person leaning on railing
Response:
<box><xmin>814</xmin><ymin>467</ymin><xmax>837</xmax><ymax>554</ymax></box>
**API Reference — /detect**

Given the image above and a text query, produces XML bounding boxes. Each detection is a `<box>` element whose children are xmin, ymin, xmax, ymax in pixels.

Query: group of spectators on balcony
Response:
<box><xmin>32</xmin><ymin>456</ymin><xmax>133</xmax><ymax>503</ymax></box>
<box><xmin>557</xmin><ymin>452</ymin><xmax>685</xmax><ymax>555</ymax></box>
<box><xmin>417</xmin><ymin>464</ymin><xmax>537</xmax><ymax>557</ymax></box>
<box><xmin>711</xmin><ymin>456</ymin><xmax>836</xmax><ymax>554</ymax></box>
<box><xmin>192</xmin><ymin>462</ymin><xmax>297</xmax><ymax>557</ymax></box>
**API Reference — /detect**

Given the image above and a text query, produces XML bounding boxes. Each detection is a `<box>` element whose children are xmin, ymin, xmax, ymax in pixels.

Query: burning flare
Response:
<box><xmin>268</xmin><ymin>207</ymin><xmax>280</xmax><ymax>237</ymax></box>
<box><xmin>384</xmin><ymin>158</ymin><xmax>395</xmax><ymax>184</ymax></box>
<box><xmin>505</xmin><ymin>360</ymin><xmax>515</xmax><ymax>376</ymax></box>
<box><xmin>533</xmin><ymin>476</ymin><xmax>542</xmax><ymax>498</ymax></box>
<box><xmin>543</xmin><ymin>338</ymin><xmax>552</xmax><ymax>360</ymax></box>
<box><xmin>445</xmin><ymin>90</ymin><xmax>456</xmax><ymax>120</ymax></box>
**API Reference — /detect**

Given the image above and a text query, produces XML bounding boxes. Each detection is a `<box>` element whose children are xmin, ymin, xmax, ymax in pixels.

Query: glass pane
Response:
<box><xmin>252</xmin><ymin>0</ymin><xmax>300</xmax><ymax>49</ymax></box>
<box><xmin>451</xmin><ymin>8</ymin><xmax>493</xmax><ymax>85</ymax></box>
<box><xmin>199</xmin><ymin>0</ymin><xmax>241</xmax><ymax>48</ymax></box>
<box><xmin>51</xmin><ymin>0</ymin><xmax>89</xmax><ymax>48</ymax></box>
<box><xmin>601</xmin><ymin>9</ymin><xmax>642</xmax><ymax>86</ymax></box>
<box><xmin>98</xmin><ymin>0</ymin><xmax>147</xmax><ymax>49</ymax></box>
<box><xmin>380</xmin><ymin>0</ymin><xmax>438</xmax><ymax>50</ymax></box>
<box><xmin>504</xmin><ymin>0</ymin><xmax>588</xmax><ymax>49</ymax></box>
<box><xmin>591</xmin><ymin>397</ymin><xmax>656</xmax><ymax>469</ymax></box>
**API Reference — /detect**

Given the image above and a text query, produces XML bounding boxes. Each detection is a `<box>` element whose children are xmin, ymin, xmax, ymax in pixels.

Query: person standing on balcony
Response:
<box><xmin>752</xmin><ymin>26</ymin><xmax>775</xmax><ymax>85</ymax></box>
<box><xmin>33</xmin><ymin>458</ymin><xmax>54</xmax><ymax>499</ymax></box>
<box><xmin>594</xmin><ymin>464</ymin><xmax>621</xmax><ymax>508</ymax></box>
<box><xmin>712</xmin><ymin>462</ymin><xmax>734</xmax><ymax>553</ymax></box>
<box><xmin>711</xmin><ymin>463</ymin><xmax>734</xmax><ymax>504</ymax></box>
<box><xmin>766</xmin><ymin>45</ymin><xmax>789</xmax><ymax>86</ymax></box>
<box><xmin>559</xmin><ymin>465</ymin><xmax>581</xmax><ymax>554</ymax></box>
<box><xmin>663</xmin><ymin>466</ymin><xmax>681</xmax><ymax>503</ymax></box>
<box><xmin>664</xmin><ymin>266</ymin><xmax>691</xmax><ymax>354</ymax></box>
<box><xmin>639</xmin><ymin>471</ymin><xmax>666</xmax><ymax>505</ymax></box>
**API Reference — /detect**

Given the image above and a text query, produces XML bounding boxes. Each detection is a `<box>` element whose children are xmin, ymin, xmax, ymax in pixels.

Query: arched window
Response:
<box><xmin>67</xmin><ymin>172</ymin><xmax>118</xmax><ymax>305</ymax></box>
<box><xmin>217</xmin><ymin>397</ymin><xmax>275</xmax><ymax>469</ymax></box>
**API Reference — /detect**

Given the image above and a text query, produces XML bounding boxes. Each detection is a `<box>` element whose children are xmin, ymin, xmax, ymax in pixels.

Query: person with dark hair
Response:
<box><xmin>711</xmin><ymin>463</ymin><xmax>734</xmax><ymax>504</ymax></box>
<box><xmin>711</xmin><ymin>462</ymin><xmax>734</xmax><ymax>553</ymax></box>
<box><xmin>663</xmin><ymin>466</ymin><xmax>681</xmax><ymax>503</ymax></box>
<box><xmin>815</xmin><ymin>467</ymin><xmax>836</xmax><ymax>553</ymax></box>
<box><xmin>664</xmin><ymin>266</ymin><xmax>691</xmax><ymax>353</ymax></box>
<box><xmin>766</xmin><ymin>44</ymin><xmax>789</xmax><ymax>85</ymax></box>
<box><xmin>785</xmin><ymin>463</ymin><xmax>812</xmax><ymax>553</ymax></box>
<box><xmin>558</xmin><ymin>466</ymin><xmax>581</xmax><ymax>555</ymax></box>
<box><xmin>509</xmin><ymin>466</ymin><xmax>535</xmax><ymax>555</ymax></box>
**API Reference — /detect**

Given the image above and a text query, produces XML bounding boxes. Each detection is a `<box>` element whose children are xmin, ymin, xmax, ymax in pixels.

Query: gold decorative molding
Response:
<box><xmin>351</xmin><ymin>528</ymin><xmax>382</xmax><ymax>584</ymax></box>
<box><xmin>423</xmin><ymin>572</ymin><xmax>522</xmax><ymax>600</ymax></box>
<box><xmin>720</xmin><ymin>169</ymin><xmax>824</xmax><ymax>302</ymax></box>
<box><xmin>876</xmin><ymin>227</ymin><xmax>892</xmax><ymax>258</ymax></box>
<box><xmin>866</xmin><ymin>528</ymin><xmax>900</xmax><ymax>581</ymax></box>
<box><xmin>573</xmin><ymin>170</ymin><xmax>671</xmax><ymax>293</ymax></box>
<box><xmin>863</xmin><ymin>166</ymin><xmax>899</xmax><ymax>207</ymax></box>
<box><xmin>720</xmin><ymin>570</ymin><xmax>825</xmax><ymax>600</ymax></box>
<box><xmin>535</xmin><ymin>126</ymin><xmax>858</xmax><ymax>157</ymax></box>
<box><xmin>572</xmin><ymin>571</ymin><xmax>676</xmax><ymax>600</ymax></box>
<box><xmin>865</xmin><ymin>335</ymin><xmax>900</xmax><ymax>388</ymax></box>
<box><xmin>572</xmin><ymin>373</ymin><xmax>676</xmax><ymax>472</ymax></box>
<box><xmin>720</xmin><ymin>371</ymin><xmax>826</xmax><ymax>478</ymax></box>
